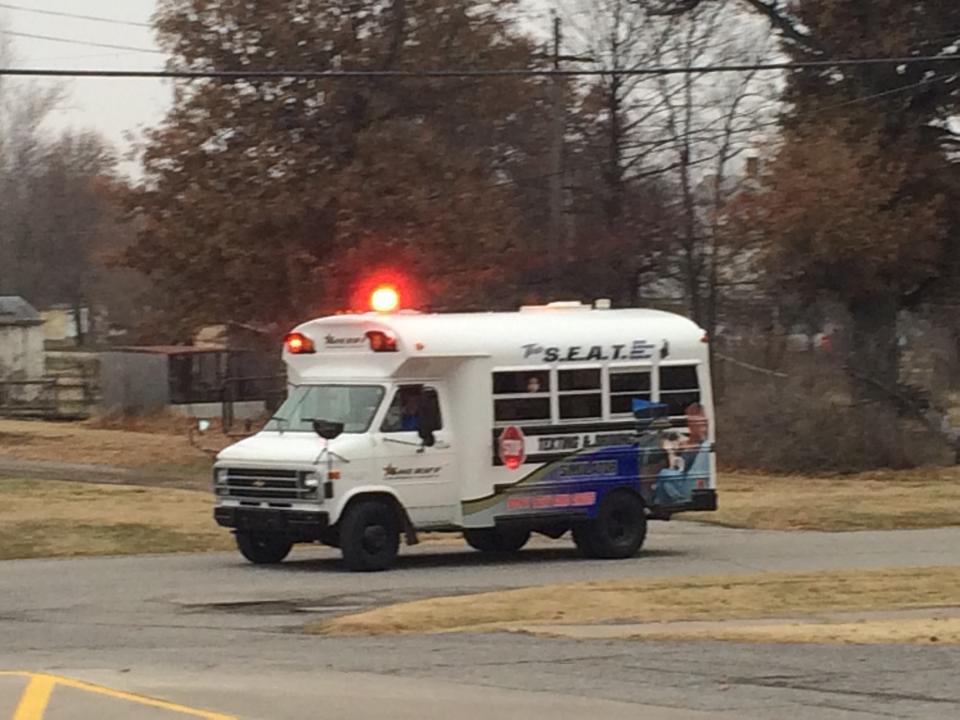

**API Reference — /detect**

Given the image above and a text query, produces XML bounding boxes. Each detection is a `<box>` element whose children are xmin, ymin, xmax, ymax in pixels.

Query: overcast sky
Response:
<box><xmin>1</xmin><ymin>0</ymin><xmax>170</xmax><ymax>175</ymax></box>
<box><xmin>0</xmin><ymin>1</ymin><xmax>552</xmax><ymax>177</ymax></box>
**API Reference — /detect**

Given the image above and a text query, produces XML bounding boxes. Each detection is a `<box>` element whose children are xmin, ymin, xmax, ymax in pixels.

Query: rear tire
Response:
<box><xmin>464</xmin><ymin>527</ymin><xmax>530</xmax><ymax>554</ymax></box>
<box><xmin>340</xmin><ymin>500</ymin><xmax>401</xmax><ymax>572</ymax></box>
<box><xmin>580</xmin><ymin>491</ymin><xmax>647</xmax><ymax>560</ymax></box>
<box><xmin>571</xmin><ymin>524</ymin><xmax>598</xmax><ymax>558</ymax></box>
<box><xmin>235</xmin><ymin>532</ymin><xmax>293</xmax><ymax>564</ymax></box>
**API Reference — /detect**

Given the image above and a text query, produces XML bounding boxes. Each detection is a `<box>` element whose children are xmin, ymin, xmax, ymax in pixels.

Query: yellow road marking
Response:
<box><xmin>0</xmin><ymin>671</ymin><xmax>236</xmax><ymax>720</ymax></box>
<box><xmin>11</xmin><ymin>674</ymin><xmax>54</xmax><ymax>720</ymax></box>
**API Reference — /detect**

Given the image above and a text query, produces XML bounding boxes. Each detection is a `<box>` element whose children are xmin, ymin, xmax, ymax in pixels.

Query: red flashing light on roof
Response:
<box><xmin>365</xmin><ymin>330</ymin><xmax>398</xmax><ymax>352</ymax></box>
<box><xmin>284</xmin><ymin>332</ymin><xmax>315</xmax><ymax>354</ymax></box>
<box><xmin>370</xmin><ymin>285</ymin><xmax>400</xmax><ymax>313</ymax></box>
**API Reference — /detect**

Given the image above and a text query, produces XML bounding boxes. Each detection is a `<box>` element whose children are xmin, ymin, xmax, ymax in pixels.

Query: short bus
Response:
<box><xmin>213</xmin><ymin>294</ymin><xmax>716</xmax><ymax>571</ymax></box>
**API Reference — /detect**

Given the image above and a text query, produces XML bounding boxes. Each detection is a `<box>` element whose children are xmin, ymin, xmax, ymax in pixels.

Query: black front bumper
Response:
<box><xmin>214</xmin><ymin>506</ymin><xmax>329</xmax><ymax>541</ymax></box>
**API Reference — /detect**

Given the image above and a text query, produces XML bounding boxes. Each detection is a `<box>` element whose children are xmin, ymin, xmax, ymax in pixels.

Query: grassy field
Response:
<box><xmin>311</xmin><ymin>566</ymin><xmax>960</xmax><ymax>643</ymax></box>
<box><xmin>2</xmin><ymin>419</ymin><xmax>960</xmax><ymax>537</ymax></box>
<box><xmin>0</xmin><ymin>418</ymin><xmax>227</xmax><ymax>472</ymax></box>
<box><xmin>697</xmin><ymin>468</ymin><xmax>960</xmax><ymax>531</ymax></box>
<box><xmin>0</xmin><ymin>478</ymin><xmax>232</xmax><ymax>560</ymax></box>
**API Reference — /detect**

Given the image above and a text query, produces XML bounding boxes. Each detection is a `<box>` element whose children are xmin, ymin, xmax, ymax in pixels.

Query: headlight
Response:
<box><xmin>214</xmin><ymin>469</ymin><xmax>227</xmax><ymax>484</ymax></box>
<box><xmin>303</xmin><ymin>472</ymin><xmax>321</xmax><ymax>489</ymax></box>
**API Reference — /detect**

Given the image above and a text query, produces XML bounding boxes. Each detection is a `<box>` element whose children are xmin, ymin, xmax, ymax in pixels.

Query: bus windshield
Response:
<box><xmin>265</xmin><ymin>385</ymin><xmax>385</xmax><ymax>434</ymax></box>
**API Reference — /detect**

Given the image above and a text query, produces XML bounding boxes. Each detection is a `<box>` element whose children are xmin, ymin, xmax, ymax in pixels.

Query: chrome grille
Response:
<box><xmin>222</xmin><ymin>468</ymin><xmax>312</xmax><ymax>502</ymax></box>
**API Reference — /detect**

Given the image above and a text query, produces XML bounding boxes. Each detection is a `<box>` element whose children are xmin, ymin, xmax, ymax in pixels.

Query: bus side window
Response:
<box><xmin>659</xmin><ymin>365</ymin><xmax>700</xmax><ymax>418</ymax></box>
<box><xmin>609</xmin><ymin>368</ymin><xmax>652</xmax><ymax>416</ymax></box>
<box><xmin>558</xmin><ymin>369</ymin><xmax>601</xmax><ymax>420</ymax></box>
<box><xmin>493</xmin><ymin>371</ymin><xmax>550</xmax><ymax>423</ymax></box>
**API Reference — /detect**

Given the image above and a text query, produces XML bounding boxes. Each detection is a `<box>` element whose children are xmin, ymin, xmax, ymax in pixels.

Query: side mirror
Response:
<box><xmin>312</xmin><ymin>419</ymin><xmax>344</xmax><ymax>440</ymax></box>
<box><xmin>417</xmin><ymin>394</ymin><xmax>440</xmax><ymax>447</ymax></box>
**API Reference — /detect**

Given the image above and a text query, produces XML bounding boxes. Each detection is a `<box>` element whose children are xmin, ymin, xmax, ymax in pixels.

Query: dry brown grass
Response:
<box><xmin>0</xmin><ymin>478</ymin><xmax>232</xmax><ymax>559</ymax></box>
<box><xmin>0</xmin><ymin>418</ymin><xmax>230</xmax><ymax>470</ymax></box>
<box><xmin>310</xmin><ymin>566</ymin><xmax>960</xmax><ymax>637</ymax></box>
<box><xmin>702</xmin><ymin>468</ymin><xmax>960</xmax><ymax>531</ymax></box>
<box><xmin>3</xmin><ymin>421</ymin><xmax>960</xmax><ymax>532</ymax></box>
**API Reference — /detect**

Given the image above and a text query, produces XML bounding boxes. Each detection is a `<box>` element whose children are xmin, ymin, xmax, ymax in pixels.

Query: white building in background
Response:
<box><xmin>41</xmin><ymin>304</ymin><xmax>91</xmax><ymax>345</ymax></box>
<box><xmin>0</xmin><ymin>296</ymin><xmax>45</xmax><ymax>380</ymax></box>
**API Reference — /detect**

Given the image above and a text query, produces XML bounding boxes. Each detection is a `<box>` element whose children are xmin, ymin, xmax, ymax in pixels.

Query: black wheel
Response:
<box><xmin>340</xmin><ymin>500</ymin><xmax>401</xmax><ymax>572</ymax></box>
<box><xmin>582</xmin><ymin>491</ymin><xmax>647</xmax><ymax>559</ymax></box>
<box><xmin>571</xmin><ymin>524</ymin><xmax>598</xmax><ymax>558</ymax></box>
<box><xmin>464</xmin><ymin>527</ymin><xmax>530</xmax><ymax>554</ymax></box>
<box><xmin>235</xmin><ymin>532</ymin><xmax>293</xmax><ymax>564</ymax></box>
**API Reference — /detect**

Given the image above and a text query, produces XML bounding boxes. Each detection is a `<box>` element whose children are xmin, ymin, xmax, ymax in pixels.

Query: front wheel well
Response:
<box><xmin>337</xmin><ymin>492</ymin><xmax>417</xmax><ymax>545</ymax></box>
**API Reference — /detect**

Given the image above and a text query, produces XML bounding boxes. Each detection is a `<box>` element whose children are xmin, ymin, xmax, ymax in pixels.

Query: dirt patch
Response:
<box><xmin>0</xmin><ymin>478</ymin><xmax>232</xmax><ymax>560</ymax></box>
<box><xmin>696</xmin><ymin>469</ymin><xmax>960</xmax><ymax>531</ymax></box>
<box><xmin>309</xmin><ymin>566</ymin><xmax>960</xmax><ymax>637</ymax></box>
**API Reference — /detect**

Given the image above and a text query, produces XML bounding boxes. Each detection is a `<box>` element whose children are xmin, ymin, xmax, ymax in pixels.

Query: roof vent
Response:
<box><xmin>520</xmin><ymin>301</ymin><xmax>590</xmax><ymax>312</ymax></box>
<box><xmin>594</xmin><ymin>298</ymin><xmax>611</xmax><ymax>310</ymax></box>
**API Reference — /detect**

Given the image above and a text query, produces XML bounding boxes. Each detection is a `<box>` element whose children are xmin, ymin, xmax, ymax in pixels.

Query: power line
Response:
<box><xmin>1</xmin><ymin>54</ymin><xmax>960</xmax><ymax>79</ymax></box>
<box><xmin>0</xmin><ymin>31</ymin><xmax>164</xmax><ymax>55</ymax></box>
<box><xmin>0</xmin><ymin>2</ymin><xmax>151</xmax><ymax>28</ymax></box>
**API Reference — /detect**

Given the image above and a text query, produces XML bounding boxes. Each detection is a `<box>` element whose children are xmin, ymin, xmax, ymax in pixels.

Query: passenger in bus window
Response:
<box><xmin>526</xmin><ymin>376</ymin><xmax>542</xmax><ymax>393</ymax></box>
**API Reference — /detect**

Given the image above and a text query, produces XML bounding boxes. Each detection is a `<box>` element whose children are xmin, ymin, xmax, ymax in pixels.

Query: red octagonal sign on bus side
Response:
<box><xmin>498</xmin><ymin>426</ymin><xmax>527</xmax><ymax>470</ymax></box>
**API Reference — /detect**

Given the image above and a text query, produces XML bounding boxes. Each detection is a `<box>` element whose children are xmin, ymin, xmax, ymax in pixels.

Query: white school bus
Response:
<box><xmin>213</xmin><ymin>294</ymin><xmax>717</xmax><ymax>571</ymax></box>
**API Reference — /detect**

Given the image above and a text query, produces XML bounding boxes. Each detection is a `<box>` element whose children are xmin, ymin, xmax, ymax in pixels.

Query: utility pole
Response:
<box><xmin>546</xmin><ymin>13</ymin><xmax>594</xmax><ymax>291</ymax></box>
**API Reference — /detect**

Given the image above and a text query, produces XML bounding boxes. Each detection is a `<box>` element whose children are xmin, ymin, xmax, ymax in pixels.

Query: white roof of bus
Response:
<box><xmin>288</xmin><ymin>306</ymin><xmax>706</xmax><ymax>379</ymax></box>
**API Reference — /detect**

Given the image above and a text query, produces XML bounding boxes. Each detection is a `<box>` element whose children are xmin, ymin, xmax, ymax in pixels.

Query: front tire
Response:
<box><xmin>579</xmin><ymin>491</ymin><xmax>647</xmax><ymax>559</ymax></box>
<box><xmin>235</xmin><ymin>532</ymin><xmax>293</xmax><ymax>564</ymax></box>
<box><xmin>340</xmin><ymin>500</ymin><xmax>401</xmax><ymax>572</ymax></box>
<box><xmin>464</xmin><ymin>527</ymin><xmax>530</xmax><ymax>554</ymax></box>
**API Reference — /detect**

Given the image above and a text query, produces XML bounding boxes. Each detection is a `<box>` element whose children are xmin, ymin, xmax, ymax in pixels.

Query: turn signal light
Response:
<box><xmin>285</xmin><ymin>332</ymin><xmax>315</xmax><ymax>354</ymax></box>
<box><xmin>365</xmin><ymin>330</ymin><xmax>398</xmax><ymax>352</ymax></box>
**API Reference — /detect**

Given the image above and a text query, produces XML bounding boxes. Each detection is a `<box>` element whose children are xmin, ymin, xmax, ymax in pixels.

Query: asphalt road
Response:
<box><xmin>2</xmin><ymin>522</ymin><xmax>959</xmax><ymax>719</ymax></box>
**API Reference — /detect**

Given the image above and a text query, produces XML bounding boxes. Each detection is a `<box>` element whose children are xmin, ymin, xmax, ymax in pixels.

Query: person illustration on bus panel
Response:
<box><xmin>655</xmin><ymin>402</ymin><xmax>710</xmax><ymax>505</ymax></box>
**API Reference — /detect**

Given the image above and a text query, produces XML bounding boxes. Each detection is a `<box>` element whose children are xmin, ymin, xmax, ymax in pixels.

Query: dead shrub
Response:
<box><xmin>717</xmin><ymin>355</ymin><xmax>953</xmax><ymax>473</ymax></box>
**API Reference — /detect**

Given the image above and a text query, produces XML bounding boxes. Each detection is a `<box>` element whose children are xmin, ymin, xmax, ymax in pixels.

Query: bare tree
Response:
<box><xmin>646</xmin><ymin>1</ymin><xmax>778</xmax><ymax>333</ymax></box>
<box><xmin>560</xmin><ymin>0</ymin><xmax>778</xmax><ymax>324</ymax></box>
<box><xmin>0</xmin><ymin>30</ymin><xmax>63</xmax><ymax>297</ymax></box>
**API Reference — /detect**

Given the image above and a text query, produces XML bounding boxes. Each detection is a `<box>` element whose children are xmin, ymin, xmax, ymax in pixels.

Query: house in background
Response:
<box><xmin>0</xmin><ymin>296</ymin><xmax>45</xmax><ymax>380</ymax></box>
<box><xmin>99</xmin><ymin>321</ymin><xmax>284</xmax><ymax>419</ymax></box>
<box><xmin>41</xmin><ymin>304</ymin><xmax>91</xmax><ymax>347</ymax></box>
